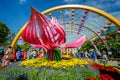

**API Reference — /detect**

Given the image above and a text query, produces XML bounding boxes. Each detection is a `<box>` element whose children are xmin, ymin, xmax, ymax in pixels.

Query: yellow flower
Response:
<box><xmin>20</xmin><ymin>58</ymin><xmax>89</xmax><ymax>68</ymax></box>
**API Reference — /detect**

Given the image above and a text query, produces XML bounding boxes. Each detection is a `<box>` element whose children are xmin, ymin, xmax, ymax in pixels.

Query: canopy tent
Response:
<box><xmin>61</xmin><ymin>35</ymin><xmax>86</xmax><ymax>50</ymax></box>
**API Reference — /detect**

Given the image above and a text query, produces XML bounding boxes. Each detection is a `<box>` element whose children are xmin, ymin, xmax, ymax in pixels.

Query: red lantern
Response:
<box><xmin>117</xmin><ymin>30</ymin><xmax>120</xmax><ymax>34</ymax></box>
<box><xmin>92</xmin><ymin>43</ymin><xmax>95</xmax><ymax>46</ymax></box>
<box><xmin>102</xmin><ymin>38</ymin><xmax>106</xmax><ymax>41</ymax></box>
<box><xmin>105</xmin><ymin>36</ymin><xmax>110</xmax><ymax>39</ymax></box>
<box><xmin>111</xmin><ymin>34</ymin><xmax>115</xmax><ymax>37</ymax></box>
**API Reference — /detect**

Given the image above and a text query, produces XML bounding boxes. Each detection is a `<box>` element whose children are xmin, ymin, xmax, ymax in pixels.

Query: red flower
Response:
<box><xmin>92</xmin><ymin>63</ymin><xmax>118</xmax><ymax>72</ymax></box>
<box><xmin>90</xmin><ymin>63</ymin><xmax>120</xmax><ymax>80</ymax></box>
<box><xmin>87</xmin><ymin>78</ymin><xmax>96</xmax><ymax>80</ymax></box>
<box><xmin>100</xmin><ymin>74</ymin><xmax>114</xmax><ymax>80</ymax></box>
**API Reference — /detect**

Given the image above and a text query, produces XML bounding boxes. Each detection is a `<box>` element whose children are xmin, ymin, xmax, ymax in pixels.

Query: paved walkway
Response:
<box><xmin>107</xmin><ymin>61</ymin><xmax>118</xmax><ymax>66</ymax></box>
<box><xmin>87</xmin><ymin>59</ymin><xmax>119</xmax><ymax>66</ymax></box>
<box><xmin>98</xmin><ymin>59</ymin><xmax>119</xmax><ymax>66</ymax></box>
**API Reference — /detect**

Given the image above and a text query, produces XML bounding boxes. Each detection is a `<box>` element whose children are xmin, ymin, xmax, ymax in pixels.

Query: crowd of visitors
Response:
<box><xmin>61</xmin><ymin>48</ymin><xmax>110</xmax><ymax>63</ymax></box>
<box><xmin>0</xmin><ymin>46</ymin><xmax>120</xmax><ymax>66</ymax></box>
<box><xmin>0</xmin><ymin>46</ymin><xmax>46</xmax><ymax>66</ymax></box>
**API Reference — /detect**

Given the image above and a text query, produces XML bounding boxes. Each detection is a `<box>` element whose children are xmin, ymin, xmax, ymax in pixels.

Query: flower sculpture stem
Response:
<box><xmin>46</xmin><ymin>48</ymin><xmax>61</xmax><ymax>61</ymax></box>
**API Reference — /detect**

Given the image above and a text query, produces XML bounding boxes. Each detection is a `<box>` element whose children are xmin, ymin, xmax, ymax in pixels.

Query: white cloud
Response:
<box><xmin>63</xmin><ymin>0</ymin><xmax>80</xmax><ymax>3</ymax></box>
<box><xmin>114</xmin><ymin>1</ymin><xmax>120</xmax><ymax>6</ymax></box>
<box><xmin>19</xmin><ymin>0</ymin><xmax>26</xmax><ymax>4</ymax></box>
<box><xmin>83</xmin><ymin>1</ymin><xmax>108</xmax><ymax>10</ymax></box>
<box><xmin>63</xmin><ymin>0</ymin><xmax>120</xmax><ymax>11</ymax></box>
<box><xmin>81</xmin><ymin>1</ymin><xmax>120</xmax><ymax>20</ymax></box>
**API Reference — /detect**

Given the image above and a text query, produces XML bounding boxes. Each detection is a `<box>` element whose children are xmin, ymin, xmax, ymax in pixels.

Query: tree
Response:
<box><xmin>8</xmin><ymin>32</ymin><xmax>16</xmax><ymax>44</ymax></box>
<box><xmin>0</xmin><ymin>22</ymin><xmax>10</xmax><ymax>46</ymax></box>
<box><xmin>80</xmin><ymin>40</ymin><xmax>94</xmax><ymax>52</ymax></box>
<box><xmin>105</xmin><ymin>30</ymin><xmax>120</xmax><ymax>50</ymax></box>
<box><xmin>16</xmin><ymin>41</ymin><xmax>31</xmax><ymax>51</ymax></box>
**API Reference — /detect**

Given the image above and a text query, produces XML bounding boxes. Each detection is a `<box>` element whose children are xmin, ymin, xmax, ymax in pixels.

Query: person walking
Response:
<box><xmin>76</xmin><ymin>51</ymin><xmax>82</xmax><ymax>58</ymax></box>
<box><xmin>92</xmin><ymin>50</ymin><xmax>98</xmax><ymax>62</ymax></box>
<box><xmin>102</xmin><ymin>50</ymin><xmax>109</xmax><ymax>62</ymax></box>
<box><xmin>108</xmin><ymin>50</ymin><xmax>112</xmax><ymax>59</ymax></box>
<box><xmin>2</xmin><ymin>46</ymin><xmax>12</xmax><ymax>66</ymax></box>
<box><xmin>32</xmin><ymin>49</ymin><xmax>38</xmax><ymax>58</ymax></box>
<box><xmin>0</xmin><ymin>50</ymin><xmax>4</xmax><ymax>65</ymax></box>
<box><xmin>16</xmin><ymin>49</ymin><xmax>23</xmax><ymax>61</ymax></box>
<box><xmin>22</xmin><ymin>50</ymin><xmax>28</xmax><ymax>60</ymax></box>
<box><xmin>84</xmin><ymin>51</ymin><xmax>88</xmax><ymax>58</ymax></box>
<box><xmin>10</xmin><ymin>49</ymin><xmax>16</xmax><ymax>62</ymax></box>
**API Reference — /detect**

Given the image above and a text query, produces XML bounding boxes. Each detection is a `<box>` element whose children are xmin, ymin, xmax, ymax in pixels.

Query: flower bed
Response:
<box><xmin>0</xmin><ymin>58</ymin><xmax>120</xmax><ymax>80</ymax></box>
<box><xmin>20</xmin><ymin>58</ymin><xmax>89</xmax><ymax>68</ymax></box>
<box><xmin>0</xmin><ymin>58</ymin><xmax>100</xmax><ymax>80</ymax></box>
<box><xmin>91</xmin><ymin>63</ymin><xmax>120</xmax><ymax>80</ymax></box>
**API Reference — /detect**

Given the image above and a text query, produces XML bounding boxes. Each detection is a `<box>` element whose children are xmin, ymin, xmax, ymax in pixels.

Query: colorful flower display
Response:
<box><xmin>0</xmin><ymin>58</ymin><xmax>120</xmax><ymax>80</ymax></box>
<box><xmin>0</xmin><ymin>60</ymin><xmax>99</xmax><ymax>80</ymax></box>
<box><xmin>20</xmin><ymin>58</ymin><xmax>88</xmax><ymax>68</ymax></box>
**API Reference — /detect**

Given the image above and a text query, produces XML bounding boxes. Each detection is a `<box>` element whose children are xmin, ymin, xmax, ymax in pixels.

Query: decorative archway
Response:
<box><xmin>11</xmin><ymin>4</ymin><xmax>120</xmax><ymax>49</ymax></box>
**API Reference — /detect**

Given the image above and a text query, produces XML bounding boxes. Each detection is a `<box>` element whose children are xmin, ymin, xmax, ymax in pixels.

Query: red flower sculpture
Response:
<box><xmin>21</xmin><ymin>7</ymin><xmax>66</xmax><ymax>60</ymax></box>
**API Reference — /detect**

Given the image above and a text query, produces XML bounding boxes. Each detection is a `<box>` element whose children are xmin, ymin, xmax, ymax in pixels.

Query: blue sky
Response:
<box><xmin>0</xmin><ymin>0</ymin><xmax>120</xmax><ymax>34</ymax></box>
